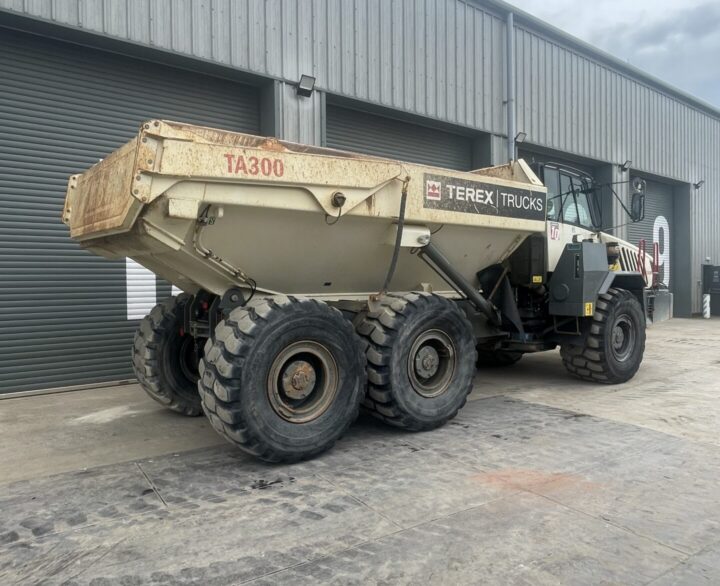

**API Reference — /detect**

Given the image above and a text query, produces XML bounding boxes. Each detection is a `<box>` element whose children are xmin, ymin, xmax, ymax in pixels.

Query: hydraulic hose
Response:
<box><xmin>380</xmin><ymin>176</ymin><xmax>410</xmax><ymax>293</ymax></box>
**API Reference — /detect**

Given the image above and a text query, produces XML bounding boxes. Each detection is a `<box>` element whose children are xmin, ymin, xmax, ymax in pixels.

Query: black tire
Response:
<box><xmin>356</xmin><ymin>292</ymin><xmax>477</xmax><ymax>431</ymax></box>
<box><xmin>561</xmin><ymin>287</ymin><xmax>646</xmax><ymax>384</ymax></box>
<box><xmin>198</xmin><ymin>296</ymin><xmax>366</xmax><ymax>463</ymax></box>
<box><xmin>132</xmin><ymin>295</ymin><xmax>203</xmax><ymax>416</ymax></box>
<box><xmin>476</xmin><ymin>350</ymin><xmax>522</xmax><ymax>368</ymax></box>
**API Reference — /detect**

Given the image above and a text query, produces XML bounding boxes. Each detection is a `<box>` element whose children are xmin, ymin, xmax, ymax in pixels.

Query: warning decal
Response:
<box><xmin>423</xmin><ymin>173</ymin><xmax>546</xmax><ymax>221</ymax></box>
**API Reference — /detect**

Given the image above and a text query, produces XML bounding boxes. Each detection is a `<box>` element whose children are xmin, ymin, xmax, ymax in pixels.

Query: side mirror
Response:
<box><xmin>631</xmin><ymin>192</ymin><xmax>645</xmax><ymax>222</ymax></box>
<box><xmin>632</xmin><ymin>177</ymin><xmax>646</xmax><ymax>194</ymax></box>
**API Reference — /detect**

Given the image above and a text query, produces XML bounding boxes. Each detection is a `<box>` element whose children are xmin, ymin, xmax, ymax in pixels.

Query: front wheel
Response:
<box><xmin>561</xmin><ymin>288</ymin><xmax>646</xmax><ymax>384</ymax></box>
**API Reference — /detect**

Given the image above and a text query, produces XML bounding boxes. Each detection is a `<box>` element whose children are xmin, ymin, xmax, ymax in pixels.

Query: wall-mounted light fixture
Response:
<box><xmin>619</xmin><ymin>160</ymin><xmax>632</xmax><ymax>172</ymax></box>
<box><xmin>694</xmin><ymin>179</ymin><xmax>705</xmax><ymax>190</ymax></box>
<box><xmin>512</xmin><ymin>132</ymin><xmax>527</xmax><ymax>160</ymax></box>
<box><xmin>296</xmin><ymin>74</ymin><xmax>316</xmax><ymax>98</ymax></box>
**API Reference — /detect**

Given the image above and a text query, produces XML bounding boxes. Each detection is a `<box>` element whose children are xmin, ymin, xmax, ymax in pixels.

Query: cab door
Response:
<box><xmin>542</xmin><ymin>165</ymin><xmax>600</xmax><ymax>270</ymax></box>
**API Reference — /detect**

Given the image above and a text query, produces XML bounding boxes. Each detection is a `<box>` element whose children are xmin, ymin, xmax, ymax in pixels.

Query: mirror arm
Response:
<box><xmin>596</xmin><ymin>183</ymin><xmax>644</xmax><ymax>233</ymax></box>
<box><xmin>607</xmin><ymin>184</ymin><xmax>637</xmax><ymax>223</ymax></box>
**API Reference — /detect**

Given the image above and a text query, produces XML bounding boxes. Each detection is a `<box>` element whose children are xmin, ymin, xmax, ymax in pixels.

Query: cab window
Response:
<box><xmin>569</xmin><ymin>184</ymin><xmax>593</xmax><ymax>229</ymax></box>
<box><xmin>562</xmin><ymin>176</ymin><xmax>593</xmax><ymax>228</ymax></box>
<box><xmin>544</xmin><ymin>167</ymin><xmax>561</xmax><ymax>221</ymax></box>
<box><xmin>544</xmin><ymin>166</ymin><xmax>595</xmax><ymax>230</ymax></box>
<box><xmin>559</xmin><ymin>173</ymin><xmax>574</xmax><ymax>223</ymax></box>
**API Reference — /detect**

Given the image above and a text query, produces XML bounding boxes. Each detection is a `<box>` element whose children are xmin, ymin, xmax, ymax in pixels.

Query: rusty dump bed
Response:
<box><xmin>63</xmin><ymin>120</ymin><xmax>547</xmax><ymax>299</ymax></box>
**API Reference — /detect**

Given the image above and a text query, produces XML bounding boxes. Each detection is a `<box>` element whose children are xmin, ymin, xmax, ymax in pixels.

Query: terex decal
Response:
<box><xmin>423</xmin><ymin>173</ymin><xmax>546</xmax><ymax>221</ymax></box>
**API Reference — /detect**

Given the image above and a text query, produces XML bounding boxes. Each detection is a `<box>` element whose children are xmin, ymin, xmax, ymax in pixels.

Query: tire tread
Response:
<box><xmin>132</xmin><ymin>295</ymin><xmax>202</xmax><ymax>416</ymax></box>
<box><xmin>198</xmin><ymin>295</ymin><xmax>366</xmax><ymax>463</ymax></box>
<box><xmin>356</xmin><ymin>293</ymin><xmax>476</xmax><ymax>431</ymax></box>
<box><xmin>560</xmin><ymin>288</ymin><xmax>645</xmax><ymax>384</ymax></box>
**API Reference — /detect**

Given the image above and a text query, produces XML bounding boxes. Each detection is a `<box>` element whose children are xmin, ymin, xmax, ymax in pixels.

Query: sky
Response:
<box><xmin>509</xmin><ymin>0</ymin><xmax>720</xmax><ymax>108</ymax></box>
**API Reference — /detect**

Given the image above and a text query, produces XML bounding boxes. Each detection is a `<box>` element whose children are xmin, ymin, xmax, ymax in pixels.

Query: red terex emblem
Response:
<box><xmin>426</xmin><ymin>180</ymin><xmax>442</xmax><ymax>201</ymax></box>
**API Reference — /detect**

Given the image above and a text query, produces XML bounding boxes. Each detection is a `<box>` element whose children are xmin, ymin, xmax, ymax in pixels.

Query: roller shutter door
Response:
<box><xmin>325</xmin><ymin>105</ymin><xmax>473</xmax><ymax>171</ymax></box>
<box><xmin>517</xmin><ymin>150</ymin><xmax>595</xmax><ymax>178</ymax></box>
<box><xmin>0</xmin><ymin>28</ymin><xmax>261</xmax><ymax>394</ymax></box>
<box><xmin>627</xmin><ymin>178</ymin><xmax>674</xmax><ymax>289</ymax></box>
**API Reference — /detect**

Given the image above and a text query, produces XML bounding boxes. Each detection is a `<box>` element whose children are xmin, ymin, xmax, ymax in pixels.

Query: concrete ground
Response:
<box><xmin>1</xmin><ymin>317</ymin><xmax>719</xmax><ymax>585</ymax></box>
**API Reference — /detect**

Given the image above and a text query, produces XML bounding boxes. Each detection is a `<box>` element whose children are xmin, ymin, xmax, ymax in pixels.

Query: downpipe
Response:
<box><xmin>506</xmin><ymin>10</ymin><xmax>516</xmax><ymax>163</ymax></box>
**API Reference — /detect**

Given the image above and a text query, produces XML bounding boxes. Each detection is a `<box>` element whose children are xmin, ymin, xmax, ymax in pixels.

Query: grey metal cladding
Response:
<box><xmin>0</xmin><ymin>0</ymin><xmax>718</xmax><ymax>312</ymax></box>
<box><xmin>0</xmin><ymin>0</ymin><xmax>508</xmax><ymax>134</ymax></box>
<box><xmin>0</xmin><ymin>28</ymin><xmax>260</xmax><ymax>393</ymax></box>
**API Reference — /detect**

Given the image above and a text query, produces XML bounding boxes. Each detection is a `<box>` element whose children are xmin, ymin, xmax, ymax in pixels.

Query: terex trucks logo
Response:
<box><xmin>425</xmin><ymin>180</ymin><xmax>442</xmax><ymax>201</ymax></box>
<box><xmin>423</xmin><ymin>173</ymin><xmax>545</xmax><ymax>221</ymax></box>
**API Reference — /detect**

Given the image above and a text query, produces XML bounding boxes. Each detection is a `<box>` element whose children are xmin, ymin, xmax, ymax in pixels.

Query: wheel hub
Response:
<box><xmin>267</xmin><ymin>341</ymin><xmax>339</xmax><ymax>423</ymax></box>
<box><xmin>414</xmin><ymin>346</ymin><xmax>440</xmax><ymax>379</ymax></box>
<box><xmin>407</xmin><ymin>330</ymin><xmax>456</xmax><ymax>398</ymax></box>
<box><xmin>610</xmin><ymin>314</ymin><xmax>635</xmax><ymax>362</ymax></box>
<box><xmin>281</xmin><ymin>360</ymin><xmax>317</xmax><ymax>400</ymax></box>
<box><xmin>612</xmin><ymin>326</ymin><xmax>625</xmax><ymax>349</ymax></box>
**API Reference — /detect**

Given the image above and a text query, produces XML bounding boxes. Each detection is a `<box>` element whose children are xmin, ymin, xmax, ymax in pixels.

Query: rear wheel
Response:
<box><xmin>476</xmin><ymin>350</ymin><xmax>522</xmax><ymax>368</ymax></box>
<box><xmin>198</xmin><ymin>296</ymin><xmax>366</xmax><ymax>462</ymax></box>
<box><xmin>561</xmin><ymin>287</ymin><xmax>646</xmax><ymax>383</ymax></box>
<box><xmin>356</xmin><ymin>293</ymin><xmax>476</xmax><ymax>431</ymax></box>
<box><xmin>132</xmin><ymin>295</ymin><xmax>203</xmax><ymax>416</ymax></box>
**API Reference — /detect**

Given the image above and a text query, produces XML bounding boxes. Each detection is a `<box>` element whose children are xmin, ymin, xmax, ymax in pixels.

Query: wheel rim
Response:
<box><xmin>610</xmin><ymin>314</ymin><xmax>636</xmax><ymax>362</ymax></box>
<box><xmin>407</xmin><ymin>329</ymin><xmax>456</xmax><ymax>398</ymax></box>
<box><xmin>267</xmin><ymin>341</ymin><xmax>339</xmax><ymax>423</ymax></box>
<box><xmin>177</xmin><ymin>335</ymin><xmax>200</xmax><ymax>383</ymax></box>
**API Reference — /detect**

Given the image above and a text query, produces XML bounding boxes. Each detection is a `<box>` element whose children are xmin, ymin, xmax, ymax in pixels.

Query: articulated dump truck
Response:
<box><xmin>63</xmin><ymin>120</ymin><xmax>662</xmax><ymax>462</ymax></box>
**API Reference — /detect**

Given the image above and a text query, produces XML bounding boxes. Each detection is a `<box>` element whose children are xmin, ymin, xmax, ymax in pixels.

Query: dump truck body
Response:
<box><xmin>63</xmin><ymin>120</ymin><xmax>547</xmax><ymax>299</ymax></box>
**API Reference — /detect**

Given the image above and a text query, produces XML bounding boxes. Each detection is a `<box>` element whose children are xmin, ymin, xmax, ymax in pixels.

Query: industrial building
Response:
<box><xmin>1</xmin><ymin>0</ymin><xmax>718</xmax><ymax>395</ymax></box>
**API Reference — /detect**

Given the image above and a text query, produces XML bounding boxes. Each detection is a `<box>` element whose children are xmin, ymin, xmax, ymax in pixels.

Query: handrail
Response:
<box><xmin>637</xmin><ymin>239</ymin><xmax>648</xmax><ymax>283</ymax></box>
<box><xmin>652</xmin><ymin>242</ymin><xmax>660</xmax><ymax>288</ymax></box>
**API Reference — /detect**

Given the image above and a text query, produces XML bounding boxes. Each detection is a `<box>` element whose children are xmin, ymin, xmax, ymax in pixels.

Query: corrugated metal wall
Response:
<box><xmin>0</xmin><ymin>0</ymin><xmax>507</xmax><ymax>135</ymax></box>
<box><xmin>513</xmin><ymin>24</ymin><xmax>717</xmax><ymax>182</ymax></box>
<box><xmin>279</xmin><ymin>81</ymin><xmax>323</xmax><ymax>145</ymax></box>
<box><xmin>0</xmin><ymin>28</ymin><xmax>260</xmax><ymax>393</ymax></box>
<box><xmin>0</xmin><ymin>0</ymin><xmax>718</xmax><ymax>311</ymax></box>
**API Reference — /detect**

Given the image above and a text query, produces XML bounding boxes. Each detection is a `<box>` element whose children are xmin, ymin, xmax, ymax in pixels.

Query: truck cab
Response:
<box><xmin>530</xmin><ymin>161</ymin><xmax>652</xmax><ymax>275</ymax></box>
